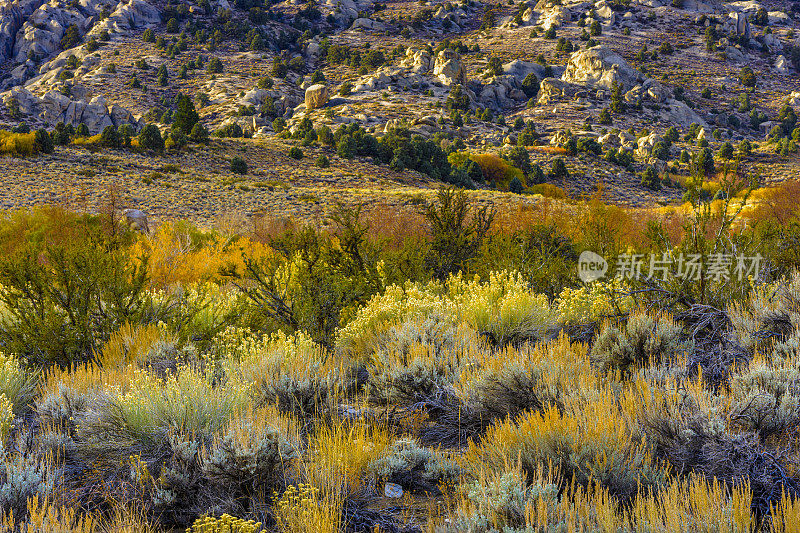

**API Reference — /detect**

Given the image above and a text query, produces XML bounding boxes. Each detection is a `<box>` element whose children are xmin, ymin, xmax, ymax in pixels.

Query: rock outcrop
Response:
<box><xmin>400</xmin><ymin>48</ymin><xmax>433</xmax><ymax>74</ymax></box>
<box><xmin>92</xmin><ymin>0</ymin><xmax>160</xmax><ymax>36</ymax></box>
<box><xmin>535</xmin><ymin>0</ymin><xmax>571</xmax><ymax>30</ymax></box>
<box><xmin>561</xmin><ymin>46</ymin><xmax>643</xmax><ymax>90</ymax></box>
<box><xmin>433</xmin><ymin>49</ymin><xmax>466</xmax><ymax>86</ymax></box>
<box><xmin>1</xmin><ymin>86</ymin><xmax>140</xmax><ymax>132</ymax></box>
<box><xmin>305</xmin><ymin>84</ymin><xmax>330</xmax><ymax>110</ymax></box>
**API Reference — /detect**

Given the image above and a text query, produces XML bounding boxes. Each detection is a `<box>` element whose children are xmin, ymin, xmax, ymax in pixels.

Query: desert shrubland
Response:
<box><xmin>0</xmin><ymin>196</ymin><xmax>799</xmax><ymax>532</ymax></box>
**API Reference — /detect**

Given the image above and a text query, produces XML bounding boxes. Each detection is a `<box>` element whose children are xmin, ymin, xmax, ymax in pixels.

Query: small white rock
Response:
<box><xmin>384</xmin><ymin>482</ymin><xmax>403</xmax><ymax>498</ymax></box>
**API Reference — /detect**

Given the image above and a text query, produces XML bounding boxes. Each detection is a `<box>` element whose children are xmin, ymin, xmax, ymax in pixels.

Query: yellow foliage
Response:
<box><xmin>129</xmin><ymin>222</ymin><xmax>273</xmax><ymax>288</ymax></box>
<box><xmin>338</xmin><ymin>270</ymin><xmax>557</xmax><ymax>362</ymax></box>
<box><xmin>70</xmin><ymin>134</ymin><xmax>102</xmax><ymax>146</ymax></box>
<box><xmin>97</xmin><ymin>322</ymin><xmax>164</xmax><ymax>368</ymax></box>
<box><xmin>528</xmin><ymin>183</ymin><xmax>566</xmax><ymax>199</ymax></box>
<box><xmin>469</xmin><ymin>153</ymin><xmax>524</xmax><ymax>190</ymax></box>
<box><xmin>0</xmin><ymin>130</ymin><xmax>37</xmax><ymax>156</ymax></box>
<box><xmin>555</xmin><ymin>278</ymin><xmax>634</xmax><ymax>324</ymax></box>
<box><xmin>335</xmin><ymin>279</ymin><xmax>450</xmax><ymax>362</ymax></box>
<box><xmin>450</xmin><ymin>270</ymin><xmax>555</xmax><ymax>344</ymax></box>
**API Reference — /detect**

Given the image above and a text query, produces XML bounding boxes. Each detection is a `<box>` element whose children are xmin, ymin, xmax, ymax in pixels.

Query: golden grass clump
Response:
<box><xmin>96</xmin><ymin>322</ymin><xmax>164</xmax><ymax>369</ymax></box>
<box><xmin>2</xmin><ymin>496</ymin><xmax>97</xmax><ymax>533</ymax></box>
<box><xmin>40</xmin><ymin>360</ymin><xmax>138</xmax><ymax>399</ymax></box>
<box><xmin>456</xmin><ymin>334</ymin><xmax>597</xmax><ymax>421</ymax></box>
<box><xmin>305</xmin><ymin>420</ymin><xmax>390</xmax><ymax>501</ymax></box>
<box><xmin>466</xmin><ymin>392</ymin><xmax>666</xmax><ymax>501</ymax></box>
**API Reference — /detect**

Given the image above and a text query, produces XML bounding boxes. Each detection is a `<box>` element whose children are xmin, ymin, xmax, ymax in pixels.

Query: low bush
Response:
<box><xmin>590</xmin><ymin>310</ymin><xmax>684</xmax><ymax>375</ymax></box>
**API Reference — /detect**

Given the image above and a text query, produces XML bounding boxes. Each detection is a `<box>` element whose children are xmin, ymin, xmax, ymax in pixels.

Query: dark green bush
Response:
<box><xmin>230</xmin><ymin>156</ymin><xmax>248</xmax><ymax>174</ymax></box>
<box><xmin>0</xmin><ymin>212</ymin><xmax>149</xmax><ymax>366</ymax></box>
<box><xmin>138</xmin><ymin>124</ymin><xmax>164</xmax><ymax>151</ymax></box>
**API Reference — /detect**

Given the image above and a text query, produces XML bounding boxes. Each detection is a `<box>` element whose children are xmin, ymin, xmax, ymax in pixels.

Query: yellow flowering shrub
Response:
<box><xmin>220</xmin><ymin>329</ymin><xmax>339</xmax><ymax>416</ymax></box>
<box><xmin>450</xmin><ymin>270</ymin><xmax>556</xmax><ymax>344</ymax></box>
<box><xmin>0</xmin><ymin>351</ymin><xmax>36</xmax><ymax>410</ymax></box>
<box><xmin>215</xmin><ymin>328</ymin><xmax>320</xmax><ymax>363</ymax></box>
<box><xmin>187</xmin><ymin>514</ymin><xmax>262</xmax><ymax>533</ymax></box>
<box><xmin>275</xmin><ymin>484</ymin><xmax>339</xmax><ymax>533</ymax></box>
<box><xmin>335</xmin><ymin>279</ymin><xmax>450</xmax><ymax>361</ymax></box>
<box><xmin>96</xmin><ymin>322</ymin><xmax>164</xmax><ymax>369</ymax></box>
<box><xmin>95</xmin><ymin>366</ymin><xmax>250</xmax><ymax>445</ymax></box>
<box><xmin>0</xmin><ymin>393</ymin><xmax>12</xmax><ymax>443</ymax></box>
<box><xmin>555</xmin><ymin>278</ymin><xmax>634</xmax><ymax>324</ymax></box>
<box><xmin>338</xmin><ymin>270</ymin><xmax>557</xmax><ymax>360</ymax></box>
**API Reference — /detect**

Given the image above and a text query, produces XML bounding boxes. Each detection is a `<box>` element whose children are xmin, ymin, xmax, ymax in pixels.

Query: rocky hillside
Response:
<box><xmin>1</xmin><ymin>0</ymin><xmax>800</xmax><ymax>214</ymax></box>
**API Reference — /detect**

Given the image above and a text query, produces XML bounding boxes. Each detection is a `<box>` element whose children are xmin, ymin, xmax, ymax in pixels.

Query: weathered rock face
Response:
<box><xmin>561</xmin><ymin>46</ymin><xmax>642</xmax><ymax>90</ymax></box>
<box><xmin>636</xmin><ymin>133</ymin><xmax>663</xmax><ymax>157</ymax></box>
<box><xmin>1</xmin><ymin>86</ymin><xmax>140</xmax><ymax>132</ymax></box>
<box><xmin>535</xmin><ymin>0</ymin><xmax>571</xmax><ymax>30</ymax></box>
<box><xmin>350</xmin><ymin>17</ymin><xmax>386</xmax><ymax>31</ymax></box>
<box><xmin>734</xmin><ymin>12</ymin><xmax>750</xmax><ymax>39</ymax></box>
<box><xmin>665</xmin><ymin>98</ymin><xmax>709</xmax><ymax>129</ymax></box>
<box><xmin>502</xmin><ymin>60</ymin><xmax>546</xmax><ymax>82</ymax></box>
<box><xmin>479</xmin><ymin>75</ymin><xmax>526</xmax><ymax>109</ymax></box>
<box><xmin>537</xmin><ymin>77</ymin><xmax>572</xmax><ymax>105</ymax></box>
<box><xmin>92</xmin><ymin>0</ymin><xmax>160</xmax><ymax>36</ymax></box>
<box><xmin>322</xmin><ymin>0</ymin><xmax>374</xmax><ymax>26</ymax></box>
<box><xmin>305</xmin><ymin>84</ymin><xmax>330</xmax><ymax>110</ymax></box>
<box><xmin>433</xmin><ymin>49</ymin><xmax>466</xmax><ymax>86</ymax></box>
<box><xmin>0</xmin><ymin>0</ymin><xmax>46</xmax><ymax>64</ymax></box>
<box><xmin>400</xmin><ymin>48</ymin><xmax>433</xmax><ymax>74</ymax></box>
<box><xmin>1</xmin><ymin>0</ymin><xmax>159</xmax><ymax>88</ymax></box>
<box><xmin>775</xmin><ymin>55</ymin><xmax>791</xmax><ymax>75</ymax></box>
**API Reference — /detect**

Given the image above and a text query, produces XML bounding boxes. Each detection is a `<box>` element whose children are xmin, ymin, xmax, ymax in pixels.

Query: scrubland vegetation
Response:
<box><xmin>2</xmin><ymin>178</ymin><xmax>800</xmax><ymax>532</ymax></box>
